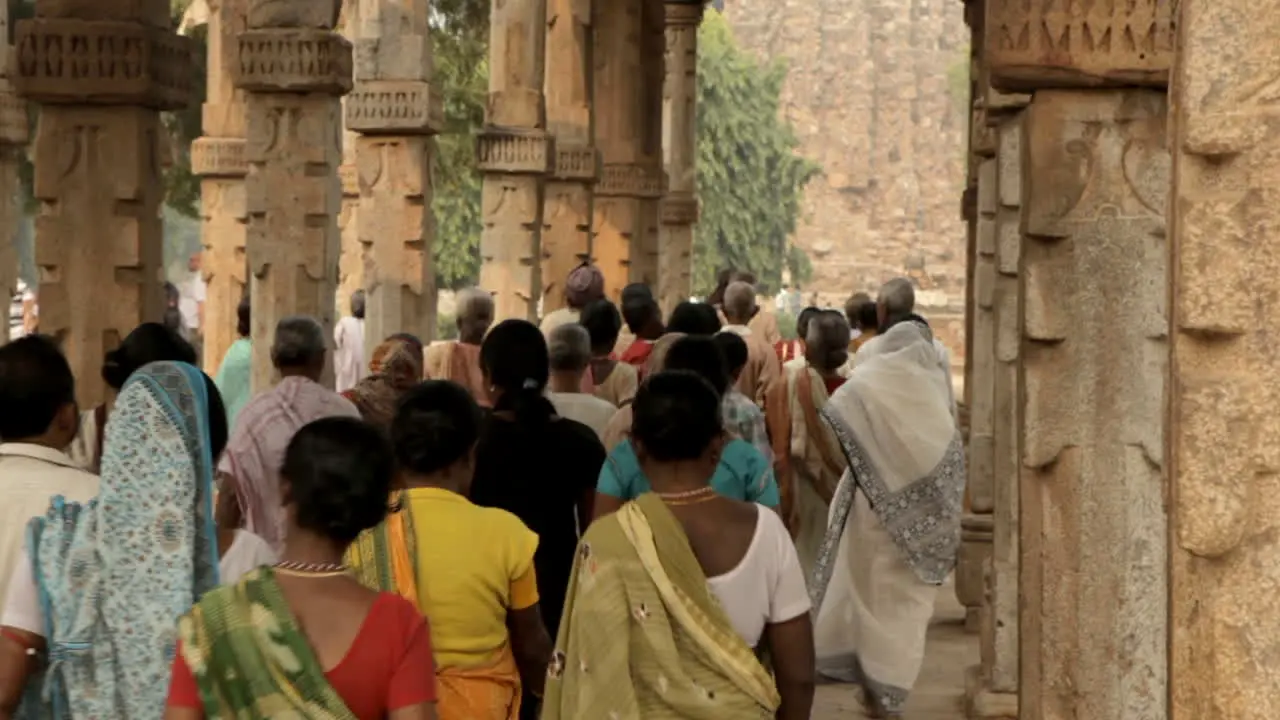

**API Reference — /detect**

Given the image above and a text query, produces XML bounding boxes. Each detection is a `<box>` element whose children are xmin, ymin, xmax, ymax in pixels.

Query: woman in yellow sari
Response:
<box><xmin>544</xmin><ymin>371</ymin><xmax>816</xmax><ymax>720</ymax></box>
<box><xmin>347</xmin><ymin>381</ymin><xmax>553</xmax><ymax>720</ymax></box>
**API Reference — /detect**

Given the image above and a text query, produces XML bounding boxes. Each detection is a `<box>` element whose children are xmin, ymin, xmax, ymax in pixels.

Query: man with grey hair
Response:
<box><xmin>545</xmin><ymin>323</ymin><xmax>617</xmax><ymax>441</ymax></box>
<box><xmin>854</xmin><ymin>277</ymin><xmax>956</xmax><ymax>416</ymax></box>
<box><xmin>720</xmin><ymin>280</ymin><xmax>781</xmax><ymax>406</ymax></box>
<box><xmin>217</xmin><ymin>315</ymin><xmax>359</xmax><ymax>551</ymax></box>
<box><xmin>425</xmin><ymin>287</ymin><xmax>495</xmax><ymax>403</ymax></box>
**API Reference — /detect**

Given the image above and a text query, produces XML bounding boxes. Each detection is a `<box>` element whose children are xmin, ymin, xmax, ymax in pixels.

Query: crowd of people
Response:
<box><xmin>0</xmin><ymin>262</ymin><xmax>964</xmax><ymax>720</ymax></box>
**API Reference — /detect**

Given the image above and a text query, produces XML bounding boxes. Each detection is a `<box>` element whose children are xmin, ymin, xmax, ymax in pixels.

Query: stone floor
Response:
<box><xmin>813</xmin><ymin>581</ymin><xmax>977</xmax><ymax>719</ymax></box>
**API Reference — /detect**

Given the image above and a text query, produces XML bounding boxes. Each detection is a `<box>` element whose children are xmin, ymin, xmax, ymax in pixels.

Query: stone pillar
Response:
<box><xmin>0</xmin><ymin>0</ymin><xmax>27</xmax><ymax>347</ymax></box>
<box><xmin>1170</xmin><ymin>2</ymin><xmax>1280</xmax><ymax>716</ymax></box>
<box><xmin>657</xmin><ymin>0</ymin><xmax>701</xmax><ymax>315</ymax></box>
<box><xmin>348</xmin><ymin>0</ymin><xmax>442</xmax><ymax>346</ymax></box>
<box><xmin>232</xmin><ymin>0</ymin><xmax>352</xmax><ymax>391</ymax></box>
<box><xmin>541</xmin><ymin>0</ymin><xmax>596</xmax><ymax>312</ymax></box>
<box><xmin>477</xmin><ymin>0</ymin><xmax>551</xmax><ymax>323</ymax></box>
<box><xmin>336</xmin><ymin>6</ymin><xmax>363</xmax><ymax>324</ymax></box>
<box><xmin>593</xmin><ymin>0</ymin><xmax>663</xmax><ymax>301</ymax></box>
<box><xmin>13</xmin><ymin>1</ymin><xmax>196</xmax><ymax>408</ymax></box>
<box><xmin>633</xmin><ymin>0</ymin><xmax>667</xmax><ymax>289</ymax></box>
<box><xmin>193</xmin><ymin>0</ymin><xmax>249</xmax><ymax>373</ymax></box>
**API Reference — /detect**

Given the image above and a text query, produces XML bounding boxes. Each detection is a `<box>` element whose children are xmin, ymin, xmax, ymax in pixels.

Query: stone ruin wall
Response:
<box><xmin>721</xmin><ymin>0</ymin><xmax>970</xmax><ymax>359</ymax></box>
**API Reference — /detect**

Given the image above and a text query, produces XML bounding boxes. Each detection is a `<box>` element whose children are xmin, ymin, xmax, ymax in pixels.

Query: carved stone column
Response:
<box><xmin>478</xmin><ymin>0</ymin><xmax>551</xmax><ymax>323</ymax></box>
<box><xmin>634</xmin><ymin>0</ymin><xmax>667</xmax><ymax>288</ymax></box>
<box><xmin>233</xmin><ymin>0</ymin><xmax>352</xmax><ymax>391</ymax></box>
<box><xmin>657</xmin><ymin>0</ymin><xmax>701</xmax><ymax>315</ymax></box>
<box><xmin>336</xmin><ymin>6</ymin><xmax>362</xmax><ymax>324</ymax></box>
<box><xmin>984</xmin><ymin>2</ymin><xmax>1175</xmax><ymax>715</ymax></box>
<box><xmin>1170</xmin><ymin>2</ymin><xmax>1280</xmax><ymax>716</ymax></box>
<box><xmin>541</xmin><ymin>0</ymin><xmax>597</xmax><ymax>312</ymax></box>
<box><xmin>193</xmin><ymin>0</ymin><xmax>249</xmax><ymax>373</ymax></box>
<box><xmin>14</xmin><ymin>1</ymin><xmax>197</xmax><ymax>408</ymax></box>
<box><xmin>0</xmin><ymin>0</ymin><xmax>28</xmax><ymax>347</ymax></box>
<box><xmin>348</xmin><ymin>0</ymin><xmax>442</xmax><ymax>346</ymax></box>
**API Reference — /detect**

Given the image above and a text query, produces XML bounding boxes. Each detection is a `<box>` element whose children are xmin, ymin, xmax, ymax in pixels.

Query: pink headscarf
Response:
<box><xmin>565</xmin><ymin>263</ymin><xmax>605</xmax><ymax>308</ymax></box>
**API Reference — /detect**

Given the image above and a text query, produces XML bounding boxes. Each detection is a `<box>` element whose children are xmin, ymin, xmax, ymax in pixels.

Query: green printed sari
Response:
<box><xmin>176</xmin><ymin>568</ymin><xmax>357</xmax><ymax>720</ymax></box>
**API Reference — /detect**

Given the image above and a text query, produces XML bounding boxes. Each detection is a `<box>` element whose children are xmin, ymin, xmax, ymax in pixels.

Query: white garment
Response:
<box><xmin>333</xmin><ymin>315</ymin><xmax>366</xmax><ymax>393</ymax></box>
<box><xmin>852</xmin><ymin>332</ymin><xmax>957</xmax><ymax>418</ymax></box>
<box><xmin>0</xmin><ymin>444</ymin><xmax>99</xmax><ymax>606</ymax></box>
<box><xmin>706</xmin><ymin>505</ymin><xmax>811</xmax><ymax>648</ymax></box>
<box><xmin>179</xmin><ymin>271</ymin><xmax>206</xmax><ymax>332</ymax></box>
<box><xmin>548</xmin><ymin>391</ymin><xmax>617</xmax><ymax>442</ymax></box>
<box><xmin>1</xmin><ymin>529</ymin><xmax>276</xmax><ymax>635</ymax></box>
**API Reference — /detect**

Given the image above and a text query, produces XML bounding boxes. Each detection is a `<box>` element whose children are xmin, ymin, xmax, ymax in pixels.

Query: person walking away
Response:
<box><xmin>335</xmin><ymin>289</ymin><xmax>367</xmax><ymax>393</ymax></box>
<box><xmin>777</xmin><ymin>306</ymin><xmax>820</xmax><ymax>370</ymax></box>
<box><xmin>167</xmin><ymin>418</ymin><xmax>439</xmax><ymax>720</ymax></box>
<box><xmin>546</xmin><ymin>324</ymin><xmax>617</xmax><ymax>442</ymax></box>
<box><xmin>599</xmin><ymin>332</ymin><xmax>685</xmax><ymax>451</ymax></box>
<box><xmin>218</xmin><ymin>316</ymin><xmax>360</xmax><ymax>552</ymax></box>
<box><xmin>616</xmin><ymin>284</ymin><xmax>665</xmax><ymax>372</ymax></box>
<box><xmin>469</xmin><ymin>321</ymin><xmax>604</xmax><ymax>653</ymax></box>
<box><xmin>178</xmin><ymin>252</ymin><xmax>207</xmax><ymax>353</ymax></box>
<box><xmin>719</xmin><ymin>282</ymin><xmax>782</xmax><ymax>406</ymax></box>
<box><xmin>68</xmin><ymin>322</ymin><xmax>197</xmax><ymax>472</ymax></box>
<box><xmin>348</xmin><ymin>383</ymin><xmax>552</xmax><ymax>719</ymax></box>
<box><xmin>425</xmin><ymin>288</ymin><xmax>494</xmax><ymax>404</ymax></box>
<box><xmin>712</xmin><ymin>332</ymin><xmax>772</xmax><ymax>464</ymax></box>
<box><xmin>0</xmin><ymin>362</ymin><xmax>270</xmax><ymax>718</ymax></box>
<box><xmin>809</xmin><ymin>318</ymin><xmax>965</xmax><ymax>718</ymax></box>
<box><xmin>580</xmin><ymin>299</ymin><xmax>637</xmax><ymax>407</ymax></box>
<box><xmin>213</xmin><ymin>296</ymin><xmax>253</xmax><ymax>428</ymax></box>
<box><xmin>539</xmin><ymin>263</ymin><xmax>605</xmax><ymax>339</ymax></box>
<box><xmin>543</xmin><ymin>372</ymin><xmax>814</xmax><ymax>720</ymax></box>
<box><xmin>342</xmin><ymin>337</ymin><xmax>426</xmax><ymax>430</ymax></box>
<box><xmin>593</xmin><ymin>336</ymin><xmax>780</xmax><ymax>520</ymax></box>
<box><xmin>853</xmin><ymin>278</ymin><xmax>955</xmax><ymax>417</ymax></box>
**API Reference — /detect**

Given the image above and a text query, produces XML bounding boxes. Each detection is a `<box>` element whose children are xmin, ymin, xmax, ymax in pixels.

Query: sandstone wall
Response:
<box><xmin>721</xmin><ymin>0</ymin><xmax>969</xmax><ymax>316</ymax></box>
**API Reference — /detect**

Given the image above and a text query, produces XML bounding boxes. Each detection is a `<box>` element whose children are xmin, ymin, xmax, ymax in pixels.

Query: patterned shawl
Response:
<box><xmin>177</xmin><ymin>568</ymin><xmax>358</xmax><ymax>719</ymax></box>
<box><xmin>219</xmin><ymin>376</ymin><xmax>360</xmax><ymax>552</ymax></box>
<box><xmin>810</xmin><ymin>321</ymin><xmax>965</xmax><ymax>597</ymax></box>
<box><xmin>542</xmin><ymin>495</ymin><xmax>779</xmax><ymax>719</ymax></box>
<box><xmin>342</xmin><ymin>339</ymin><xmax>425</xmax><ymax>429</ymax></box>
<box><xmin>25</xmin><ymin>361</ymin><xmax>220</xmax><ymax>720</ymax></box>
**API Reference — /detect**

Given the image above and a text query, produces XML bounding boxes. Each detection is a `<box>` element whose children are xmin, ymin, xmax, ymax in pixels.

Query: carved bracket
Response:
<box><xmin>660</xmin><ymin>192</ymin><xmax>699</xmax><ymax>225</ymax></box>
<box><xmin>233</xmin><ymin>30</ymin><xmax>353</xmax><ymax>94</ymax></box>
<box><xmin>476</xmin><ymin>130</ymin><xmax>554</xmax><ymax>175</ymax></box>
<box><xmin>345</xmin><ymin>80</ymin><xmax>443</xmax><ymax>135</ymax></box>
<box><xmin>191</xmin><ymin>137</ymin><xmax>248</xmax><ymax>177</ymax></box>
<box><xmin>553</xmin><ymin>146</ymin><xmax>600</xmax><ymax>182</ymax></box>
<box><xmin>664</xmin><ymin>2</ymin><xmax>705</xmax><ymax>26</ymax></box>
<box><xmin>338</xmin><ymin>162</ymin><xmax>359</xmax><ymax>197</ymax></box>
<box><xmin>597</xmin><ymin>163</ymin><xmax>665</xmax><ymax>198</ymax></box>
<box><xmin>0</xmin><ymin>92</ymin><xmax>28</xmax><ymax>146</ymax></box>
<box><xmin>13</xmin><ymin>19</ymin><xmax>197</xmax><ymax>109</ymax></box>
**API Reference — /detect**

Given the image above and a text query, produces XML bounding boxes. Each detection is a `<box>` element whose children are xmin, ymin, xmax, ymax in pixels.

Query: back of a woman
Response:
<box><xmin>167</xmin><ymin>418</ymin><xmax>438</xmax><ymax>720</ymax></box>
<box><xmin>469</xmin><ymin>321</ymin><xmax>605</xmax><ymax>644</ymax></box>
<box><xmin>544</xmin><ymin>372</ymin><xmax>814</xmax><ymax>720</ymax></box>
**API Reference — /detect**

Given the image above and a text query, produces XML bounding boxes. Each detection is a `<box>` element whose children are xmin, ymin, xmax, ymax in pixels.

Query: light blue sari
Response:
<box><xmin>22</xmin><ymin>361</ymin><xmax>220</xmax><ymax>719</ymax></box>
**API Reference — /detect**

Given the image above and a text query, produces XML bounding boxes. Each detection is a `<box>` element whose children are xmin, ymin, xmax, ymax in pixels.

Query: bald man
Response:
<box><xmin>720</xmin><ymin>281</ymin><xmax>781</xmax><ymax>406</ymax></box>
<box><xmin>425</xmin><ymin>288</ymin><xmax>495</xmax><ymax>404</ymax></box>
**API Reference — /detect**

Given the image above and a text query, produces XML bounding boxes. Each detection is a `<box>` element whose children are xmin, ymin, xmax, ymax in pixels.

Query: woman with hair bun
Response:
<box><xmin>347</xmin><ymin>381</ymin><xmax>552</xmax><ymax>719</ymax></box>
<box><xmin>469</xmin><ymin>321</ymin><xmax>604</xmax><ymax>678</ymax></box>
<box><xmin>167</xmin><ymin>417</ymin><xmax>439</xmax><ymax>720</ymax></box>
<box><xmin>543</xmin><ymin>371</ymin><xmax>815</xmax><ymax>720</ymax></box>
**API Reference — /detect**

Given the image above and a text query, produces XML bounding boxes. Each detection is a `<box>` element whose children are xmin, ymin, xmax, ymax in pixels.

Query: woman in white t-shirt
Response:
<box><xmin>543</xmin><ymin>371</ymin><xmax>815</xmax><ymax>720</ymax></box>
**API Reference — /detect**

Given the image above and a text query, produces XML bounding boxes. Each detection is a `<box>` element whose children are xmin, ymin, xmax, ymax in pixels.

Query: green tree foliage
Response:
<box><xmin>693</xmin><ymin>10</ymin><xmax>819</xmax><ymax>295</ymax></box>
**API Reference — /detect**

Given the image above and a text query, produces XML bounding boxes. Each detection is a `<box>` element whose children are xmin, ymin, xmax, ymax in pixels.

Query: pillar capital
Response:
<box><xmin>660</xmin><ymin>193</ymin><xmax>698</xmax><ymax>226</ymax></box>
<box><xmin>13</xmin><ymin>19</ymin><xmax>198</xmax><ymax>109</ymax></box>
<box><xmin>664</xmin><ymin>1</ymin><xmax>705</xmax><ymax>25</ymax></box>
<box><xmin>552</xmin><ymin>146</ymin><xmax>600</xmax><ymax>182</ymax></box>
<box><xmin>191</xmin><ymin>136</ymin><xmax>248</xmax><ymax>178</ymax></box>
<box><xmin>0</xmin><ymin>90</ymin><xmax>28</xmax><ymax>147</ymax></box>
<box><xmin>232</xmin><ymin>30</ymin><xmax>353</xmax><ymax>94</ymax></box>
<box><xmin>477</xmin><ymin>129</ymin><xmax>555</xmax><ymax>175</ymax></box>
<box><xmin>597</xmin><ymin>162</ymin><xmax>665</xmax><ymax>198</ymax></box>
<box><xmin>346</xmin><ymin>80</ymin><xmax>443</xmax><ymax>135</ymax></box>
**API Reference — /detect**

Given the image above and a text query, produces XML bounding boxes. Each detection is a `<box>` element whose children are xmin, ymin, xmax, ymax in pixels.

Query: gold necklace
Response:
<box><xmin>273</xmin><ymin>560</ymin><xmax>350</xmax><ymax>578</ymax></box>
<box><xmin>656</xmin><ymin>486</ymin><xmax>717</xmax><ymax>506</ymax></box>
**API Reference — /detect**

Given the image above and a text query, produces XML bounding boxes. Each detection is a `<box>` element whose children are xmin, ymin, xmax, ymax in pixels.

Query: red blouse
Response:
<box><xmin>167</xmin><ymin>593</ymin><xmax>436</xmax><ymax>719</ymax></box>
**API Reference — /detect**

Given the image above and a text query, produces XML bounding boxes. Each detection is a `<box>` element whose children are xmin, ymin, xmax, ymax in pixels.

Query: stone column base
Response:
<box><xmin>965</xmin><ymin>665</ymin><xmax>1017</xmax><ymax>719</ymax></box>
<box><xmin>965</xmin><ymin>606</ymin><xmax>982</xmax><ymax>634</ymax></box>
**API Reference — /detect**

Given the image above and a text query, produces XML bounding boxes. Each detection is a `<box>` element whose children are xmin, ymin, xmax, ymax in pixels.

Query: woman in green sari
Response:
<box><xmin>543</xmin><ymin>371</ymin><xmax>815</xmax><ymax>720</ymax></box>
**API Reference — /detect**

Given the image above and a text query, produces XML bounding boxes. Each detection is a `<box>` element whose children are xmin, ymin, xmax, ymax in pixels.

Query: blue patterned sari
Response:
<box><xmin>22</xmin><ymin>361</ymin><xmax>220</xmax><ymax>719</ymax></box>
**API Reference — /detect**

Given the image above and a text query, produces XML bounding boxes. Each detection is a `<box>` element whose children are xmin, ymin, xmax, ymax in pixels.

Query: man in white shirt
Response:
<box><xmin>179</xmin><ymin>252</ymin><xmax>207</xmax><ymax>336</ymax></box>
<box><xmin>0</xmin><ymin>337</ymin><xmax>99</xmax><ymax>654</ymax></box>
<box><xmin>546</xmin><ymin>323</ymin><xmax>617</xmax><ymax>441</ymax></box>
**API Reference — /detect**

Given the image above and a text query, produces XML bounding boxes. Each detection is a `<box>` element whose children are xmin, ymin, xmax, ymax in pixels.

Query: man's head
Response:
<box><xmin>564</xmin><ymin>263</ymin><xmax>605</xmax><ymax>310</ymax></box>
<box><xmin>796</xmin><ymin>306</ymin><xmax>822</xmax><ymax>342</ymax></box>
<box><xmin>805</xmin><ymin>310</ymin><xmax>852</xmax><ymax>372</ymax></box>
<box><xmin>664</xmin><ymin>335</ymin><xmax>730</xmax><ymax>397</ymax></box>
<box><xmin>271</xmin><ymin>316</ymin><xmax>328</xmax><ymax>381</ymax></box>
<box><xmin>547</xmin><ymin>323</ymin><xmax>592</xmax><ymax>383</ymax></box>
<box><xmin>350</xmin><ymin>289</ymin><xmax>366</xmax><ymax>320</ymax></box>
<box><xmin>580</xmin><ymin>299</ymin><xmax>623</xmax><ymax>356</ymax></box>
<box><xmin>844</xmin><ymin>292</ymin><xmax>871</xmax><ymax>326</ymax></box>
<box><xmin>0</xmin><ymin>335</ymin><xmax>79</xmax><ymax>448</ymax></box>
<box><xmin>876</xmin><ymin>278</ymin><xmax>915</xmax><ymax>329</ymax></box>
<box><xmin>621</xmin><ymin>284</ymin><xmax>663</xmax><ymax>339</ymax></box>
<box><xmin>455</xmin><ymin>287</ymin><xmax>495</xmax><ymax>345</ymax></box>
<box><xmin>188</xmin><ymin>252</ymin><xmax>202</xmax><ymax>273</ymax></box>
<box><xmin>722</xmin><ymin>281</ymin><xmax>756</xmax><ymax>325</ymax></box>
<box><xmin>712</xmin><ymin>332</ymin><xmax>749</xmax><ymax>384</ymax></box>
<box><xmin>667</xmin><ymin>301</ymin><xmax>721</xmax><ymax>336</ymax></box>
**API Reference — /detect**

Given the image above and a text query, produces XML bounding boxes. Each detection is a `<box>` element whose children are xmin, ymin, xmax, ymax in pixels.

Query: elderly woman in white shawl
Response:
<box><xmin>807</xmin><ymin>316</ymin><xmax>965</xmax><ymax>718</ymax></box>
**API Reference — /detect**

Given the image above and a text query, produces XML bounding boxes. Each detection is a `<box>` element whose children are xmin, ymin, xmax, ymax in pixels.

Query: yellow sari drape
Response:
<box><xmin>541</xmin><ymin>494</ymin><xmax>780</xmax><ymax>719</ymax></box>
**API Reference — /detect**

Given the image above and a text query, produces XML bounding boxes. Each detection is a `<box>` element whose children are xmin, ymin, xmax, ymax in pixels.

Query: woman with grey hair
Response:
<box><xmin>216</xmin><ymin>316</ymin><xmax>360</xmax><ymax>552</ymax></box>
